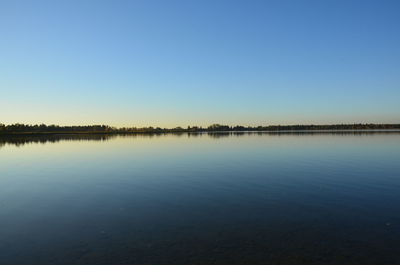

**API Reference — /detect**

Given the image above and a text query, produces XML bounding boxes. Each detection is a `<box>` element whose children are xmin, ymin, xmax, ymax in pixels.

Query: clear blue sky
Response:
<box><xmin>1</xmin><ymin>0</ymin><xmax>399</xmax><ymax>127</ymax></box>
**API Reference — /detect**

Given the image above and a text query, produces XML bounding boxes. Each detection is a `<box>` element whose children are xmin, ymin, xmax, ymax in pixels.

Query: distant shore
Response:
<box><xmin>1</xmin><ymin>123</ymin><xmax>400</xmax><ymax>135</ymax></box>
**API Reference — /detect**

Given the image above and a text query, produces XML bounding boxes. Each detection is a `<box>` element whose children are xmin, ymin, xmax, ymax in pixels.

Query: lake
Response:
<box><xmin>1</xmin><ymin>132</ymin><xmax>400</xmax><ymax>265</ymax></box>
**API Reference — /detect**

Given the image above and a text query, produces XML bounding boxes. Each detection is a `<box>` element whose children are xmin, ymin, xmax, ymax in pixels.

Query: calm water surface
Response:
<box><xmin>1</xmin><ymin>132</ymin><xmax>400</xmax><ymax>265</ymax></box>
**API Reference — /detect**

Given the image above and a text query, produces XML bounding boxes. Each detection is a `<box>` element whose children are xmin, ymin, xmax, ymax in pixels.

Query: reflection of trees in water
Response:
<box><xmin>0</xmin><ymin>133</ymin><xmax>186</xmax><ymax>148</ymax></box>
<box><xmin>0</xmin><ymin>134</ymin><xmax>115</xmax><ymax>148</ymax></box>
<box><xmin>205</xmin><ymin>130</ymin><xmax>400</xmax><ymax>139</ymax></box>
<box><xmin>1</xmin><ymin>130</ymin><xmax>399</xmax><ymax>148</ymax></box>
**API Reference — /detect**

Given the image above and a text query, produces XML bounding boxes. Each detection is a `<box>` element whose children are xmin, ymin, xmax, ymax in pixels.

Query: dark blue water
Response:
<box><xmin>1</xmin><ymin>132</ymin><xmax>400</xmax><ymax>265</ymax></box>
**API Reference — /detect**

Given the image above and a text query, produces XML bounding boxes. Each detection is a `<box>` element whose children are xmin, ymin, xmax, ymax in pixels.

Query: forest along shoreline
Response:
<box><xmin>1</xmin><ymin>123</ymin><xmax>400</xmax><ymax>135</ymax></box>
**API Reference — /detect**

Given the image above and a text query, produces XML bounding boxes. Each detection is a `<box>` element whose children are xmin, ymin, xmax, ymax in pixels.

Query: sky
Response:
<box><xmin>1</xmin><ymin>0</ymin><xmax>399</xmax><ymax>127</ymax></box>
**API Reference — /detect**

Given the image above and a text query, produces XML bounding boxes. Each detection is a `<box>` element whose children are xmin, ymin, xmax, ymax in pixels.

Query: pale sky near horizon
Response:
<box><xmin>1</xmin><ymin>0</ymin><xmax>399</xmax><ymax>127</ymax></box>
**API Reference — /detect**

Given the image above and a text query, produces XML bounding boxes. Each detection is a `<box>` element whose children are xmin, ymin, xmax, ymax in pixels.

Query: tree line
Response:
<box><xmin>1</xmin><ymin>123</ymin><xmax>400</xmax><ymax>135</ymax></box>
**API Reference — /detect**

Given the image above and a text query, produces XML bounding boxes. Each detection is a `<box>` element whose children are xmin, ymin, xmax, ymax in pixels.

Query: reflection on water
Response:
<box><xmin>1</xmin><ymin>130</ymin><xmax>400</xmax><ymax>147</ymax></box>
<box><xmin>0</xmin><ymin>134</ymin><xmax>115</xmax><ymax>148</ymax></box>
<box><xmin>1</xmin><ymin>132</ymin><xmax>400</xmax><ymax>265</ymax></box>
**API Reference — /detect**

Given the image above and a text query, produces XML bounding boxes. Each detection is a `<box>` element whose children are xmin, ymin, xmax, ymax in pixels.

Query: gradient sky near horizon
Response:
<box><xmin>1</xmin><ymin>0</ymin><xmax>400</xmax><ymax>127</ymax></box>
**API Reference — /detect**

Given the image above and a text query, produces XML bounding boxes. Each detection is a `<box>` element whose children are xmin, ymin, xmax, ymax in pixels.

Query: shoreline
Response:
<box><xmin>1</xmin><ymin>128</ymin><xmax>400</xmax><ymax>136</ymax></box>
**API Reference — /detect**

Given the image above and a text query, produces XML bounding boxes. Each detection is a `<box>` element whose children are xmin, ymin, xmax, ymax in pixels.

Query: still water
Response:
<box><xmin>1</xmin><ymin>132</ymin><xmax>400</xmax><ymax>265</ymax></box>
